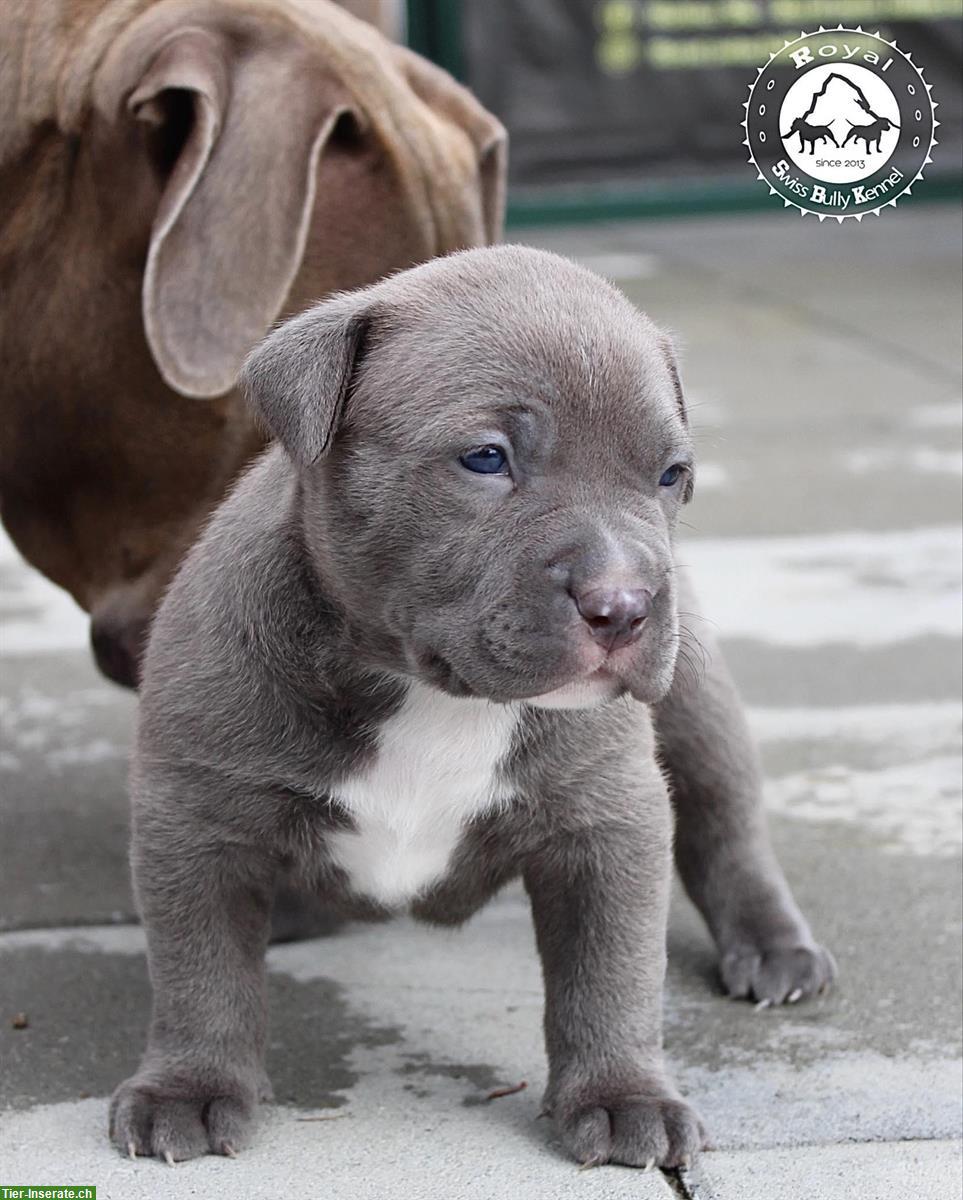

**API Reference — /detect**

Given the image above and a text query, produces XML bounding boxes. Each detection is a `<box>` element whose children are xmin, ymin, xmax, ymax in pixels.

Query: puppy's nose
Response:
<box><xmin>571</xmin><ymin>586</ymin><xmax>653</xmax><ymax>652</ymax></box>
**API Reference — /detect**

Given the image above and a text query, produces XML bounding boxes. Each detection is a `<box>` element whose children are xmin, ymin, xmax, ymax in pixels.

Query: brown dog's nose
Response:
<box><xmin>90</xmin><ymin>617</ymin><xmax>147</xmax><ymax>690</ymax></box>
<box><xmin>571</xmin><ymin>586</ymin><xmax>653</xmax><ymax>652</ymax></box>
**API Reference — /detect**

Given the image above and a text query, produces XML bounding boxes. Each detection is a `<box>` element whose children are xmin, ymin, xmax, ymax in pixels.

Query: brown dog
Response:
<box><xmin>0</xmin><ymin>0</ymin><xmax>505</xmax><ymax>686</ymax></box>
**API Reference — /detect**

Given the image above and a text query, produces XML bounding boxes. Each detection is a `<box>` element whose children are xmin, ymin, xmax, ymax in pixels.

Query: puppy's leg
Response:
<box><xmin>526</xmin><ymin>769</ymin><xmax>706</xmax><ymax>1169</ymax></box>
<box><xmin>656</xmin><ymin>572</ymin><xmax>836</xmax><ymax>1003</ymax></box>
<box><xmin>110</xmin><ymin>773</ymin><xmax>275</xmax><ymax>1162</ymax></box>
<box><xmin>270</xmin><ymin>881</ymin><xmax>344</xmax><ymax>942</ymax></box>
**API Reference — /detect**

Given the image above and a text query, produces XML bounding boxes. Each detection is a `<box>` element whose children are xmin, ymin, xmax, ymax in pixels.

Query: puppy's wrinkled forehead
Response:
<box><xmin>353</xmin><ymin>247</ymin><xmax>682</xmax><ymax>443</ymax></box>
<box><xmin>240</xmin><ymin>246</ymin><xmax>687</xmax><ymax>475</ymax></box>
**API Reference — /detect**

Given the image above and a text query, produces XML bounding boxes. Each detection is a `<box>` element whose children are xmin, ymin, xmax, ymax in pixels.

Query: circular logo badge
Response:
<box><xmin>744</xmin><ymin>27</ymin><xmax>938</xmax><ymax>221</ymax></box>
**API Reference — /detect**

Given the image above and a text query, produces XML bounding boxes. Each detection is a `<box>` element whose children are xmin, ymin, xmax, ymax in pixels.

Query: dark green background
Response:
<box><xmin>406</xmin><ymin>0</ymin><xmax>962</xmax><ymax>224</ymax></box>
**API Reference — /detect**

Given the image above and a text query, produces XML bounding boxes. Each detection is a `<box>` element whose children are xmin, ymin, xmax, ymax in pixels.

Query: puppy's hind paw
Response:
<box><xmin>721</xmin><ymin>941</ymin><xmax>837</xmax><ymax>1005</ymax></box>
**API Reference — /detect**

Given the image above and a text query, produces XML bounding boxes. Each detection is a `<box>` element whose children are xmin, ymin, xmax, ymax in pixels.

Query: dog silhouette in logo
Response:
<box><xmin>783</xmin><ymin>116</ymin><xmax>839</xmax><ymax>153</ymax></box>
<box><xmin>843</xmin><ymin>112</ymin><xmax>899</xmax><ymax>153</ymax></box>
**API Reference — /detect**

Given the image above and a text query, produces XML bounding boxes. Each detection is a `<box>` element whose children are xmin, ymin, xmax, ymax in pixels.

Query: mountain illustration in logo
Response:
<box><xmin>783</xmin><ymin>72</ymin><xmax>899</xmax><ymax>155</ymax></box>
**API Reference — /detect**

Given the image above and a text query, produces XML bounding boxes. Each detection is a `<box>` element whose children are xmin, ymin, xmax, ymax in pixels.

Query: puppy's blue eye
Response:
<box><xmin>460</xmin><ymin>445</ymin><xmax>508</xmax><ymax>475</ymax></box>
<box><xmin>659</xmin><ymin>464</ymin><xmax>684</xmax><ymax>487</ymax></box>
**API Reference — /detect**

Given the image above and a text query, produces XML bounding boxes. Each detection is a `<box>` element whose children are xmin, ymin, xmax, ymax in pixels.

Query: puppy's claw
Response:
<box><xmin>162</xmin><ymin>1150</ymin><xmax>175</xmax><ymax>1167</ymax></box>
<box><xmin>754</xmin><ymin>997</ymin><xmax>772</xmax><ymax>1012</ymax></box>
<box><xmin>127</xmin><ymin>1141</ymin><xmax>137</xmax><ymax>1161</ymax></box>
<box><xmin>644</xmin><ymin>1157</ymin><xmax>656</xmax><ymax>1172</ymax></box>
<box><xmin>787</xmin><ymin>988</ymin><xmax>803</xmax><ymax>1004</ymax></box>
<box><xmin>577</xmin><ymin>1155</ymin><xmax>604</xmax><ymax>1172</ymax></box>
<box><xmin>221</xmin><ymin>1142</ymin><xmax>237</xmax><ymax>1158</ymax></box>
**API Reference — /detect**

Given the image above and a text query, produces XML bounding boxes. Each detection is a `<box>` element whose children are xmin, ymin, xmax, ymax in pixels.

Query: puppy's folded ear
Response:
<box><xmin>93</xmin><ymin>5</ymin><xmax>362</xmax><ymax>399</ymax></box>
<box><xmin>660</xmin><ymin>334</ymin><xmax>687</xmax><ymax>427</ymax></box>
<box><xmin>240</xmin><ymin>296</ymin><xmax>371</xmax><ymax>467</ymax></box>
<box><xmin>660</xmin><ymin>334</ymin><xmax>695</xmax><ymax>502</ymax></box>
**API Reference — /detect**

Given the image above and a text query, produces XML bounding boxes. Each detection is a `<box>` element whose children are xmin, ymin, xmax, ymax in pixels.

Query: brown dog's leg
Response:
<box><xmin>655</xmin><ymin>570</ymin><xmax>836</xmax><ymax>1003</ymax></box>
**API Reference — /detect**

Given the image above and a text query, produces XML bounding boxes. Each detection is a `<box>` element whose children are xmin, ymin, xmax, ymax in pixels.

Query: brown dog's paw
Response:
<box><xmin>110</xmin><ymin>1073</ymin><xmax>257</xmax><ymax>1162</ymax></box>
<box><xmin>553</xmin><ymin>1090</ymin><xmax>707</xmax><ymax>1169</ymax></box>
<box><xmin>721</xmin><ymin>941</ymin><xmax>837</xmax><ymax>1005</ymax></box>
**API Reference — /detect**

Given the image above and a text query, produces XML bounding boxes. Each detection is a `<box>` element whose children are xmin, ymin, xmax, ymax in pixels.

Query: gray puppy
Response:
<box><xmin>110</xmin><ymin>246</ymin><xmax>834</xmax><ymax>1168</ymax></box>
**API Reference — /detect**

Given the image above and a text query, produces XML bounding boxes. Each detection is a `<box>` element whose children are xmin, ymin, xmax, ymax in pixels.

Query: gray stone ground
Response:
<box><xmin>1</xmin><ymin>206</ymin><xmax>961</xmax><ymax>1199</ymax></box>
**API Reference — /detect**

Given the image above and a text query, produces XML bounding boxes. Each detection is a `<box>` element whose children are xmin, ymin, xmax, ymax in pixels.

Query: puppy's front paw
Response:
<box><xmin>721</xmin><ymin>940</ymin><xmax>837</xmax><ymax>1005</ymax></box>
<box><xmin>110</xmin><ymin>1070</ymin><xmax>259</xmax><ymax>1162</ymax></box>
<box><xmin>550</xmin><ymin>1083</ymin><xmax>707</xmax><ymax>1169</ymax></box>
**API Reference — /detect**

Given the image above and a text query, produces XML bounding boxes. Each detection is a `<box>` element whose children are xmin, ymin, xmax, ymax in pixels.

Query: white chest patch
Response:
<box><xmin>327</xmin><ymin>682</ymin><xmax>520</xmax><ymax>907</ymax></box>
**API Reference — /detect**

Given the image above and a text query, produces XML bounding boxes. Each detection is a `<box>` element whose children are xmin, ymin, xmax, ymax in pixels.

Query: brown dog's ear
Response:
<box><xmin>240</xmin><ymin>296</ymin><xmax>370</xmax><ymax>467</ymax></box>
<box><xmin>393</xmin><ymin>47</ymin><xmax>507</xmax><ymax>244</ymax></box>
<box><xmin>93</xmin><ymin>7</ymin><xmax>361</xmax><ymax>399</ymax></box>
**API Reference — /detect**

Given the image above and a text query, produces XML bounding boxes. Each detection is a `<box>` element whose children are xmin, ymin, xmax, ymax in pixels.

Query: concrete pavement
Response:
<box><xmin>2</xmin><ymin>204</ymin><xmax>961</xmax><ymax>1199</ymax></box>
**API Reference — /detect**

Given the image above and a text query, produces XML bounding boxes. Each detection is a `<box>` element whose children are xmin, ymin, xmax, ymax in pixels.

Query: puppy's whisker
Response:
<box><xmin>677</xmin><ymin>610</ymin><xmax>717</xmax><ymax>628</ymax></box>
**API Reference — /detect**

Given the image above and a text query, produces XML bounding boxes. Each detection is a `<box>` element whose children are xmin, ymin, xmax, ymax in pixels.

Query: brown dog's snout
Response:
<box><xmin>90</xmin><ymin>614</ymin><xmax>149</xmax><ymax>690</ymax></box>
<box><xmin>570</xmin><ymin>586</ymin><xmax>653</xmax><ymax>652</ymax></box>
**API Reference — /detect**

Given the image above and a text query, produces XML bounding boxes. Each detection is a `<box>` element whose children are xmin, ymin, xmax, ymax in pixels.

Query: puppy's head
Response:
<box><xmin>242</xmin><ymin>246</ymin><xmax>693</xmax><ymax>708</ymax></box>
